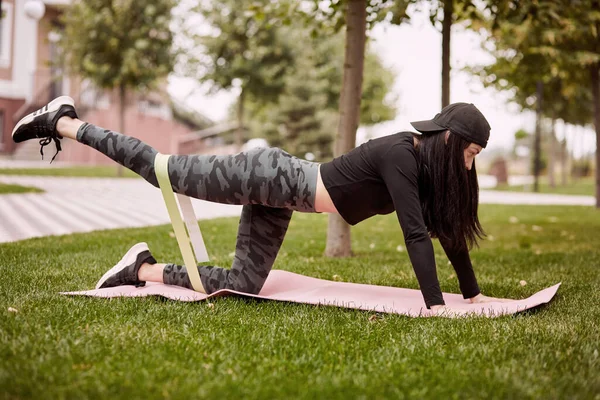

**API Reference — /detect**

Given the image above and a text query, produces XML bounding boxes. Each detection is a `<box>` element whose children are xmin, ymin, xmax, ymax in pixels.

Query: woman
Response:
<box><xmin>12</xmin><ymin>96</ymin><xmax>511</xmax><ymax>314</ymax></box>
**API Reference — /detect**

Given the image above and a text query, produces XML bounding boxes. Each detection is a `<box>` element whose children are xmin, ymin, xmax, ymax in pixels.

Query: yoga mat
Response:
<box><xmin>62</xmin><ymin>270</ymin><xmax>560</xmax><ymax>318</ymax></box>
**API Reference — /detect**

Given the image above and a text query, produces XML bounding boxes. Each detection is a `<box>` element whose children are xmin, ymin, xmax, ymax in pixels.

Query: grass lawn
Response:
<box><xmin>495</xmin><ymin>176</ymin><xmax>595</xmax><ymax>196</ymax></box>
<box><xmin>0</xmin><ymin>166</ymin><xmax>139</xmax><ymax>178</ymax></box>
<box><xmin>1</xmin><ymin>205</ymin><xmax>599</xmax><ymax>399</ymax></box>
<box><xmin>0</xmin><ymin>182</ymin><xmax>44</xmax><ymax>194</ymax></box>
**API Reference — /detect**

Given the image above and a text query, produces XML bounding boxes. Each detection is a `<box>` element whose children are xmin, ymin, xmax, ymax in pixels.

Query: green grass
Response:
<box><xmin>1</xmin><ymin>205</ymin><xmax>599</xmax><ymax>399</ymax></box>
<box><xmin>495</xmin><ymin>176</ymin><xmax>595</xmax><ymax>196</ymax></box>
<box><xmin>0</xmin><ymin>166</ymin><xmax>139</xmax><ymax>178</ymax></box>
<box><xmin>0</xmin><ymin>182</ymin><xmax>43</xmax><ymax>194</ymax></box>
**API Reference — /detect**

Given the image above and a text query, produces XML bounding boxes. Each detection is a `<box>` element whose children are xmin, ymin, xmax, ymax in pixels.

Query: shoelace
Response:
<box><xmin>39</xmin><ymin>136</ymin><xmax>62</xmax><ymax>164</ymax></box>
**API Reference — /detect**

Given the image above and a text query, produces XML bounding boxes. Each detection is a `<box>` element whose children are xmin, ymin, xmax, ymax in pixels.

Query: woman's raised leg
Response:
<box><xmin>58</xmin><ymin>117</ymin><xmax>319</xmax><ymax>211</ymax></box>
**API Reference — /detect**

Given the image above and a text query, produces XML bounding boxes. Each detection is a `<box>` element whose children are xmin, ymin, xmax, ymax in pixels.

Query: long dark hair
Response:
<box><xmin>415</xmin><ymin>130</ymin><xmax>485</xmax><ymax>250</ymax></box>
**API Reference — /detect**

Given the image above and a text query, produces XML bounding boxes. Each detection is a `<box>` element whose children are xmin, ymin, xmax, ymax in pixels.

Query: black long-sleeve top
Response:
<box><xmin>319</xmin><ymin>131</ymin><xmax>481</xmax><ymax>308</ymax></box>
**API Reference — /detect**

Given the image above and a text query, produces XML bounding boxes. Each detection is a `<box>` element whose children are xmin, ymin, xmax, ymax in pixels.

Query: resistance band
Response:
<box><xmin>154</xmin><ymin>153</ymin><xmax>208</xmax><ymax>293</ymax></box>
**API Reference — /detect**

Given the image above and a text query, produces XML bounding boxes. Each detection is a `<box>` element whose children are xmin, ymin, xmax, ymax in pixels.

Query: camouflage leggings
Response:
<box><xmin>76</xmin><ymin>123</ymin><xmax>319</xmax><ymax>295</ymax></box>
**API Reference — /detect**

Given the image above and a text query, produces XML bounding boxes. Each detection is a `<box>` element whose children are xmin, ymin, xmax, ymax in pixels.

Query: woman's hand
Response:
<box><xmin>468</xmin><ymin>293</ymin><xmax>513</xmax><ymax>304</ymax></box>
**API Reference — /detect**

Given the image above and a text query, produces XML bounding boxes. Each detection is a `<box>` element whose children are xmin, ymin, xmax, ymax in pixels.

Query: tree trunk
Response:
<box><xmin>236</xmin><ymin>89</ymin><xmax>245</xmax><ymax>151</ymax></box>
<box><xmin>533</xmin><ymin>81</ymin><xmax>543</xmax><ymax>193</ymax></box>
<box><xmin>325</xmin><ymin>0</ymin><xmax>367</xmax><ymax>258</ymax></box>
<box><xmin>441</xmin><ymin>0</ymin><xmax>453</xmax><ymax>108</ymax></box>
<box><xmin>570</xmin><ymin>124</ymin><xmax>580</xmax><ymax>181</ymax></box>
<box><xmin>574</xmin><ymin>125</ymin><xmax>582</xmax><ymax>180</ymax></box>
<box><xmin>117</xmin><ymin>84</ymin><xmax>126</xmax><ymax>178</ymax></box>
<box><xmin>561</xmin><ymin>123</ymin><xmax>568</xmax><ymax>186</ymax></box>
<box><xmin>580</xmin><ymin>125</ymin><xmax>586</xmax><ymax>173</ymax></box>
<box><xmin>548</xmin><ymin>117</ymin><xmax>556</xmax><ymax>188</ymax></box>
<box><xmin>591</xmin><ymin>63</ymin><xmax>600</xmax><ymax>208</ymax></box>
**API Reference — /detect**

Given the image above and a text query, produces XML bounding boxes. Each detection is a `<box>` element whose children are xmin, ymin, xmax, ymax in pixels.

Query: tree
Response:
<box><xmin>311</xmin><ymin>32</ymin><xmax>398</xmax><ymax>126</ymax></box>
<box><xmin>181</xmin><ymin>0</ymin><xmax>295</xmax><ymax>150</ymax></box>
<box><xmin>245</xmin><ymin>26</ymin><xmax>397</xmax><ymax>161</ymax></box>
<box><xmin>477</xmin><ymin>0</ymin><xmax>600</xmax><ymax>203</ymax></box>
<box><xmin>426</xmin><ymin>0</ymin><xmax>479</xmax><ymax>107</ymax></box>
<box><xmin>560</xmin><ymin>1</ymin><xmax>600</xmax><ymax>206</ymax></box>
<box><xmin>254</xmin><ymin>56</ymin><xmax>332</xmax><ymax>160</ymax></box>
<box><xmin>60</xmin><ymin>0</ymin><xmax>175</xmax><ymax>175</ymax></box>
<box><xmin>301</xmin><ymin>0</ymin><xmax>411</xmax><ymax>257</ymax></box>
<box><xmin>325</xmin><ymin>0</ymin><xmax>368</xmax><ymax>257</ymax></box>
<box><xmin>470</xmin><ymin>1</ymin><xmax>593</xmax><ymax>192</ymax></box>
<box><xmin>184</xmin><ymin>0</ymin><xmax>403</xmax><ymax>256</ymax></box>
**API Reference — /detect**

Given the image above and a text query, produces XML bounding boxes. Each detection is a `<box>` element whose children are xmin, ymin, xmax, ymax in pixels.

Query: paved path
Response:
<box><xmin>0</xmin><ymin>175</ymin><xmax>595</xmax><ymax>243</ymax></box>
<box><xmin>479</xmin><ymin>190</ymin><xmax>595</xmax><ymax>206</ymax></box>
<box><xmin>0</xmin><ymin>175</ymin><xmax>242</xmax><ymax>243</ymax></box>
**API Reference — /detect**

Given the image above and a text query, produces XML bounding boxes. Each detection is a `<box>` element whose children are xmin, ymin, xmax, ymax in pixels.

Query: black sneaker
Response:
<box><xmin>95</xmin><ymin>242</ymin><xmax>157</xmax><ymax>289</ymax></box>
<box><xmin>12</xmin><ymin>96</ymin><xmax>79</xmax><ymax>162</ymax></box>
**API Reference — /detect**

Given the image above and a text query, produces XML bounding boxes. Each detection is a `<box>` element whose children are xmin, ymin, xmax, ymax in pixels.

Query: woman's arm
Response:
<box><xmin>438</xmin><ymin>236</ymin><xmax>481</xmax><ymax>300</ymax></box>
<box><xmin>439</xmin><ymin>238</ymin><xmax>514</xmax><ymax>303</ymax></box>
<box><xmin>377</xmin><ymin>143</ymin><xmax>445</xmax><ymax>309</ymax></box>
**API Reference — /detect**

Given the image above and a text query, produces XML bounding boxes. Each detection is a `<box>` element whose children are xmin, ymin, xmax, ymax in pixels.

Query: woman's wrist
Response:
<box><xmin>468</xmin><ymin>293</ymin><xmax>483</xmax><ymax>303</ymax></box>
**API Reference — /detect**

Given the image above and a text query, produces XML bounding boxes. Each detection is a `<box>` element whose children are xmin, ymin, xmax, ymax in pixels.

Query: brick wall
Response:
<box><xmin>0</xmin><ymin>98</ymin><xmax>25</xmax><ymax>154</ymax></box>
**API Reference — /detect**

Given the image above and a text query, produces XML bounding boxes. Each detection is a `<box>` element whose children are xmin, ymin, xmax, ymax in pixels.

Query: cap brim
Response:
<box><xmin>410</xmin><ymin>119</ymin><xmax>447</xmax><ymax>134</ymax></box>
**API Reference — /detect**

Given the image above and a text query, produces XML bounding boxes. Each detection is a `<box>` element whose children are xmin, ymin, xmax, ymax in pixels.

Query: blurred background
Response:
<box><xmin>0</xmin><ymin>0</ymin><xmax>596</xmax><ymax>195</ymax></box>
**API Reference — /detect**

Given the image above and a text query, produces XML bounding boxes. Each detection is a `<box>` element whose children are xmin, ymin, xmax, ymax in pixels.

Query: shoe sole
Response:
<box><xmin>95</xmin><ymin>242</ymin><xmax>149</xmax><ymax>290</ymax></box>
<box><xmin>12</xmin><ymin>95</ymin><xmax>75</xmax><ymax>142</ymax></box>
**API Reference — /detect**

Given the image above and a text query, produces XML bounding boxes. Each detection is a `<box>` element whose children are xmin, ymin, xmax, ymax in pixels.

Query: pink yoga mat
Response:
<box><xmin>61</xmin><ymin>270</ymin><xmax>561</xmax><ymax>318</ymax></box>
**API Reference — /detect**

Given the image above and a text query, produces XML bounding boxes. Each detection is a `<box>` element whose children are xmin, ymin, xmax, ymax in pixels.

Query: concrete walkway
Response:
<box><xmin>0</xmin><ymin>175</ymin><xmax>595</xmax><ymax>244</ymax></box>
<box><xmin>0</xmin><ymin>175</ymin><xmax>242</xmax><ymax>243</ymax></box>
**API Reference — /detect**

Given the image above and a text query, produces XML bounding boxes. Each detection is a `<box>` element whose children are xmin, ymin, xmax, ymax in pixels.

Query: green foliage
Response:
<box><xmin>247</xmin><ymin>55</ymin><xmax>334</xmax><ymax>160</ymax></box>
<box><xmin>186</xmin><ymin>0</ymin><xmax>294</xmax><ymax>102</ymax></box>
<box><xmin>60</xmin><ymin>0</ymin><xmax>175</xmax><ymax>91</ymax></box>
<box><xmin>471</xmin><ymin>0</ymin><xmax>596</xmax><ymax>126</ymax></box>
<box><xmin>309</xmin><ymin>32</ymin><xmax>397</xmax><ymax>125</ymax></box>
<box><xmin>299</xmin><ymin>0</ymin><xmax>415</xmax><ymax>35</ymax></box>
<box><xmin>514</xmin><ymin>129</ymin><xmax>530</xmax><ymax>141</ymax></box>
<box><xmin>1</xmin><ymin>205</ymin><xmax>600</xmax><ymax>398</ymax></box>
<box><xmin>426</xmin><ymin>0</ymin><xmax>481</xmax><ymax>30</ymax></box>
<box><xmin>177</xmin><ymin>0</ymin><xmax>298</xmax><ymax>146</ymax></box>
<box><xmin>0</xmin><ymin>183</ymin><xmax>44</xmax><ymax>194</ymax></box>
<box><xmin>359</xmin><ymin>51</ymin><xmax>398</xmax><ymax>125</ymax></box>
<box><xmin>176</xmin><ymin>1</ymin><xmax>398</xmax><ymax>159</ymax></box>
<box><xmin>244</xmin><ymin>26</ymin><xmax>396</xmax><ymax>160</ymax></box>
<box><xmin>571</xmin><ymin>159</ymin><xmax>593</xmax><ymax>178</ymax></box>
<box><xmin>531</xmin><ymin>152</ymin><xmax>547</xmax><ymax>175</ymax></box>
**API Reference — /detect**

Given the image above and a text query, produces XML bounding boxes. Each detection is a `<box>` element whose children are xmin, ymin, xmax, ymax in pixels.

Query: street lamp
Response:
<box><xmin>24</xmin><ymin>0</ymin><xmax>45</xmax><ymax>21</ymax></box>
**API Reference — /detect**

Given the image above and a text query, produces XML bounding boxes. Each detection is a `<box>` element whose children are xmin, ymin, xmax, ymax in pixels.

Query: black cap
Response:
<box><xmin>410</xmin><ymin>103</ymin><xmax>491</xmax><ymax>148</ymax></box>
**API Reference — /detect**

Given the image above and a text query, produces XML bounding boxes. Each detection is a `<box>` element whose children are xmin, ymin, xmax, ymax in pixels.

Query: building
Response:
<box><xmin>0</xmin><ymin>0</ymin><xmax>230</xmax><ymax>164</ymax></box>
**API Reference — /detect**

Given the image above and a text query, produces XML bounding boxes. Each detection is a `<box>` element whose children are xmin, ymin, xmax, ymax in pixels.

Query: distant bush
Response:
<box><xmin>572</xmin><ymin>160</ymin><xmax>592</xmax><ymax>178</ymax></box>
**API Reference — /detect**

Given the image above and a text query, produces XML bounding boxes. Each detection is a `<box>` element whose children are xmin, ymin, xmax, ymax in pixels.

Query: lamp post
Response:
<box><xmin>23</xmin><ymin>1</ymin><xmax>46</xmax><ymax>106</ymax></box>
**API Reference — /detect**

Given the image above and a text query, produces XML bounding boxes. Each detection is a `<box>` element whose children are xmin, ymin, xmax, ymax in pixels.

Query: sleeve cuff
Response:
<box><xmin>461</xmin><ymin>286</ymin><xmax>481</xmax><ymax>300</ymax></box>
<box><xmin>425</xmin><ymin>298</ymin><xmax>445</xmax><ymax>309</ymax></box>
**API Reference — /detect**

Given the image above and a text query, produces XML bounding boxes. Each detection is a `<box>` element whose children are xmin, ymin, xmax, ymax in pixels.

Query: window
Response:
<box><xmin>138</xmin><ymin>99</ymin><xmax>171</xmax><ymax>120</ymax></box>
<box><xmin>0</xmin><ymin>2</ymin><xmax>13</xmax><ymax>68</ymax></box>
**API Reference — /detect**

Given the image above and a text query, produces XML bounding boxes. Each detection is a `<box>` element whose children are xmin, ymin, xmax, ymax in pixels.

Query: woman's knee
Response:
<box><xmin>227</xmin><ymin>271</ymin><xmax>266</xmax><ymax>295</ymax></box>
<box><xmin>129</xmin><ymin>148</ymin><xmax>160</xmax><ymax>188</ymax></box>
<box><xmin>237</xmin><ymin>282</ymin><xmax>264</xmax><ymax>295</ymax></box>
<box><xmin>141</xmin><ymin>165</ymin><xmax>160</xmax><ymax>188</ymax></box>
